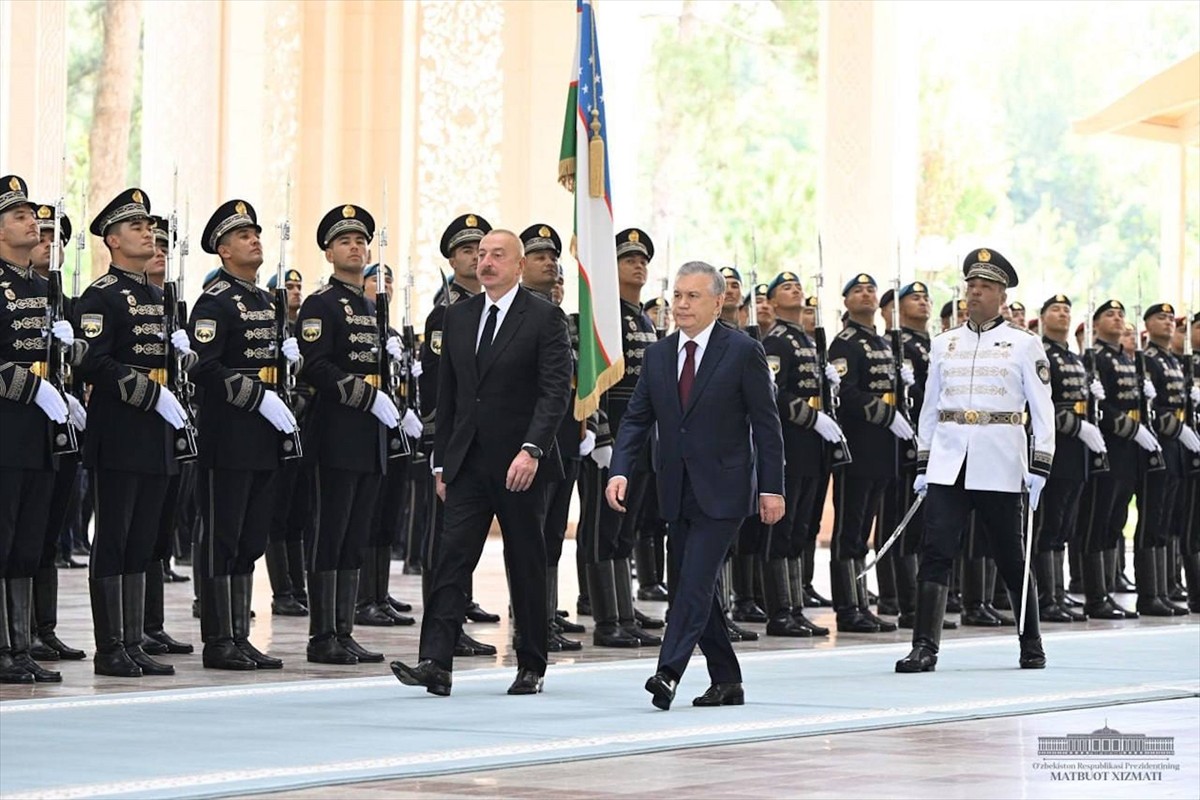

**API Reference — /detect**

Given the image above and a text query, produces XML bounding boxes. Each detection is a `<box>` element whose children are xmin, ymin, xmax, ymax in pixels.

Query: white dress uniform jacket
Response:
<box><xmin>917</xmin><ymin>317</ymin><xmax>1055</xmax><ymax>492</ymax></box>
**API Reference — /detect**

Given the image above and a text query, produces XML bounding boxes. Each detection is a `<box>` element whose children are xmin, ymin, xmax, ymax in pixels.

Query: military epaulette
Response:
<box><xmin>1007</xmin><ymin>322</ymin><xmax>1035</xmax><ymax>335</ymax></box>
<box><xmin>835</xmin><ymin>327</ymin><xmax>855</xmax><ymax>340</ymax></box>
<box><xmin>767</xmin><ymin>323</ymin><xmax>787</xmax><ymax>337</ymax></box>
<box><xmin>89</xmin><ymin>274</ymin><xmax>118</xmax><ymax>290</ymax></box>
<box><xmin>312</xmin><ymin>284</ymin><xmax>333</xmax><ymax>296</ymax></box>
<box><xmin>205</xmin><ymin>280</ymin><xmax>231</xmax><ymax>296</ymax></box>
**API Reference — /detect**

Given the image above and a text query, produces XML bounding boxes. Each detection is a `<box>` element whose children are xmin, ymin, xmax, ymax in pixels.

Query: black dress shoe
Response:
<box><xmin>454</xmin><ymin>631</ymin><xmax>497</xmax><ymax>657</ymax></box>
<box><xmin>507</xmin><ymin>668</ymin><xmax>544</xmax><ymax>695</ymax></box>
<box><xmin>645</xmin><ymin>671</ymin><xmax>677</xmax><ymax>710</ymax></box>
<box><xmin>271</xmin><ymin>596</ymin><xmax>309</xmax><ymax>616</ymax></box>
<box><xmin>355</xmin><ymin>603</ymin><xmax>396</xmax><ymax>627</ymax></box>
<box><xmin>164</xmin><ymin>567</ymin><xmax>190</xmax><ymax>583</ymax></box>
<box><xmin>1135</xmin><ymin>597</ymin><xmax>1177</xmax><ymax>617</ymax></box>
<box><xmin>1019</xmin><ymin>637</ymin><xmax>1046</xmax><ymax>669</ymax></box>
<box><xmin>307</xmin><ymin>635</ymin><xmax>358</xmax><ymax>665</ymax></box>
<box><xmin>1084</xmin><ymin>598</ymin><xmax>1128</xmax><ymax>620</ymax></box>
<box><xmin>141</xmin><ymin>636</ymin><xmax>169</xmax><ymax>655</ymax></box>
<box><xmin>126</xmin><ymin>645</ymin><xmax>175</xmax><ymax>676</ymax></box>
<box><xmin>731</xmin><ymin>599</ymin><xmax>768</xmax><ymax>623</ymax></box>
<box><xmin>146</xmin><ymin>630</ymin><xmax>194</xmax><ymax>654</ymax></box>
<box><xmin>836</xmin><ymin>609</ymin><xmax>881</xmax><ymax>633</ymax></box>
<box><xmin>982</xmin><ymin>604</ymin><xmax>1015</xmax><ymax>626</ymax></box>
<box><xmin>554</xmin><ymin>615</ymin><xmax>586</xmax><ymax>634</ymax></box>
<box><xmin>790</xmin><ymin>610</ymin><xmax>830</xmax><ymax>637</ymax></box>
<box><xmin>391</xmin><ymin>658</ymin><xmax>451</xmax><ymax>696</ymax></box>
<box><xmin>94</xmin><ymin>647</ymin><xmax>142</xmax><ymax>677</ymax></box>
<box><xmin>464</xmin><ymin>601</ymin><xmax>500</xmax><ymax>623</ymax></box>
<box><xmin>548</xmin><ymin>630</ymin><xmax>582</xmax><ymax>652</ymax></box>
<box><xmin>29</xmin><ymin>636</ymin><xmax>59</xmax><ymax>661</ymax></box>
<box><xmin>37</xmin><ymin>633</ymin><xmax>84</xmax><ymax>660</ymax></box>
<box><xmin>337</xmin><ymin>634</ymin><xmax>384</xmax><ymax>663</ymax></box>
<box><xmin>1039</xmin><ymin>603</ymin><xmax>1075</xmax><ymax>623</ymax></box>
<box><xmin>380</xmin><ymin>603</ymin><xmax>416</xmax><ymax>625</ymax></box>
<box><xmin>693</xmin><ymin>682</ymin><xmax>744</xmax><ymax>706</ymax></box>
<box><xmin>766</xmin><ymin>612</ymin><xmax>812</xmax><ymax>637</ymax></box>
<box><xmin>634</xmin><ymin>609</ymin><xmax>664</xmax><ymax>630</ymax></box>
<box><xmin>623</xmin><ymin>624</ymin><xmax>662</xmax><ymax>646</ymax></box>
<box><xmin>803</xmin><ymin>586</ymin><xmax>833</xmax><ymax>608</ymax></box>
<box><xmin>960</xmin><ymin>606</ymin><xmax>1001</xmax><ymax>627</ymax></box>
<box><xmin>895</xmin><ymin>645</ymin><xmax>938</xmax><ymax>673</ymax></box>
<box><xmin>14</xmin><ymin>654</ymin><xmax>62</xmax><ymax>683</ymax></box>
<box><xmin>203</xmin><ymin>640</ymin><xmax>257</xmax><ymax>670</ymax></box>
<box><xmin>386</xmin><ymin>595</ymin><xmax>413</xmax><ymax>613</ymax></box>
<box><xmin>637</xmin><ymin>583</ymin><xmax>670</xmax><ymax>602</ymax></box>
<box><xmin>235</xmin><ymin>638</ymin><xmax>283</xmax><ymax>669</ymax></box>
<box><xmin>1115</xmin><ymin>572</ymin><xmax>1136</xmax><ymax>593</ymax></box>
<box><xmin>860</xmin><ymin>608</ymin><xmax>897</xmax><ymax>632</ymax></box>
<box><xmin>0</xmin><ymin>653</ymin><xmax>35</xmax><ymax>683</ymax></box>
<box><xmin>593</xmin><ymin>623</ymin><xmax>640</xmax><ymax>648</ymax></box>
<box><xmin>876</xmin><ymin>600</ymin><xmax>901</xmax><ymax>616</ymax></box>
<box><xmin>725</xmin><ymin>618</ymin><xmax>759</xmax><ymax>641</ymax></box>
<box><xmin>945</xmin><ymin>592</ymin><xmax>963</xmax><ymax>613</ymax></box>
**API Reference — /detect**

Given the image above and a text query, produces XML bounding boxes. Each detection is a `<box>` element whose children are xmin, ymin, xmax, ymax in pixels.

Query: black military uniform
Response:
<box><xmin>0</xmin><ymin>177</ymin><xmax>87</xmax><ymax>684</ymax></box>
<box><xmin>1133</xmin><ymin>303</ymin><xmax>1190</xmax><ymax>616</ymax></box>
<box><xmin>760</xmin><ymin>271</ymin><xmax>831</xmax><ymax>638</ymax></box>
<box><xmin>417</xmin><ymin>213</ymin><xmax>498</xmax><ymax>657</ymax></box>
<box><xmin>187</xmin><ymin>199</ymin><xmax>297</xmax><ymax>670</ymax></box>
<box><xmin>636</xmin><ymin>296</ymin><xmax>672</xmax><ymax>604</ymax></box>
<box><xmin>801</xmin><ymin>293</ymin><xmax>833</xmax><ymax>609</ymax></box>
<box><xmin>828</xmin><ymin>273</ymin><xmax>901</xmax><ymax>633</ymax></box>
<box><xmin>1078</xmin><ymin>300</ymin><xmax>1141</xmax><ymax>619</ymax></box>
<box><xmin>75</xmin><ymin>187</ymin><xmax>190</xmax><ymax>678</ymax></box>
<box><xmin>1182</xmin><ymin>313</ymin><xmax>1200</xmax><ymax>611</ymax></box>
<box><xmin>296</xmin><ymin>203</ymin><xmax>392</xmax><ymax>665</ymax></box>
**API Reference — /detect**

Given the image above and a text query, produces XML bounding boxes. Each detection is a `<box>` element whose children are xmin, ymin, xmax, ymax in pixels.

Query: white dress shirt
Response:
<box><xmin>677</xmin><ymin>320</ymin><xmax>717</xmax><ymax>378</ymax></box>
<box><xmin>476</xmin><ymin>282</ymin><xmax>520</xmax><ymax>352</ymax></box>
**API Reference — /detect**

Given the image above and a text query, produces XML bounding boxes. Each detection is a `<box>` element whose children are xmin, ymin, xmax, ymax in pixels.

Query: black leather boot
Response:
<box><xmin>266</xmin><ymin>541</ymin><xmax>307</xmax><ymax>616</ymax></box>
<box><xmin>1037</xmin><ymin>551</ymin><xmax>1073</xmax><ymax>622</ymax></box>
<box><xmin>617</xmin><ymin>558</ymin><xmax>662</xmax><ymax>645</ymax></box>
<box><xmin>981</xmin><ymin>559</ymin><xmax>1014</xmax><ymax>625</ymax></box>
<box><xmin>896</xmin><ymin>582</ymin><xmax>946</xmax><ymax>673</ymax></box>
<box><xmin>1008</xmin><ymin>585</ymin><xmax>1045</xmax><ymax>668</ymax></box>
<box><xmin>1103</xmin><ymin>548</ymin><xmax>1138</xmax><ymax>617</ymax></box>
<box><xmin>0</xmin><ymin>580</ymin><xmax>34</xmax><ymax>683</ymax></box>
<box><xmin>946</xmin><ymin>557</ymin><xmax>963</xmax><ymax>613</ymax></box>
<box><xmin>307</xmin><ymin>571</ymin><xmax>357</xmax><ymax>664</ymax></box>
<box><xmin>832</xmin><ymin>559</ymin><xmax>878</xmax><ymax>632</ymax></box>
<box><xmin>855</xmin><ymin>560</ymin><xmax>896</xmax><ymax>632</ymax></box>
<box><xmin>1134</xmin><ymin>548</ymin><xmax>1174</xmax><ymax>616</ymax></box>
<box><xmin>232</xmin><ymin>573</ymin><xmax>282</xmax><ymax>668</ymax></box>
<box><xmin>287</xmin><ymin>540</ymin><xmax>308</xmax><ymax>606</ymax></box>
<box><xmin>634</xmin><ymin>538</ymin><xmax>668</xmax><ymax>601</ymax></box>
<box><xmin>730</xmin><ymin>554</ymin><xmax>767</xmax><ymax>622</ymax></box>
<box><xmin>32</xmin><ymin>566</ymin><xmax>85</xmax><ymax>660</ymax></box>
<box><xmin>801</xmin><ymin>542</ymin><xmax>832</xmax><ymax>607</ymax></box>
<box><xmin>1155</xmin><ymin>547</ymin><xmax>1189</xmax><ymax>615</ymax></box>
<box><xmin>375</xmin><ymin>546</ymin><xmax>414</xmax><ymax>625</ymax></box>
<box><xmin>1054</xmin><ymin>549</ymin><xmax>1087</xmax><ymax>618</ymax></box>
<box><xmin>90</xmin><ymin>576</ymin><xmax>141</xmax><ymax>677</ymax></box>
<box><xmin>354</xmin><ymin>547</ymin><xmax>395</xmax><ymax>627</ymax></box>
<box><xmin>875</xmin><ymin>545</ymin><xmax>900</xmax><ymax>616</ymax></box>
<box><xmin>202</xmin><ymin>576</ymin><xmax>257</xmax><ymax>670</ymax></box>
<box><xmin>587</xmin><ymin>561</ymin><xmax>640</xmax><ymax>647</ymax></box>
<box><xmin>8</xmin><ymin>577</ymin><xmax>61</xmax><ymax>682</ymax></box>
<box><xmin>720</xmin><ymin>560</ymin><xmax>758</xmax><ymax>641</ymax></box>
<box><xmin>1183</xmin><ymin>551</ymin><xmax>1200</xmax><ymax>613</ymax></box>
<box><xmin>1167</xmin><ymin>540</ymin><xmax>1187</xmax><ymax>602</ymax></box>
<box><xmin>960</xmin><ymin>557</ymin><xmax>998</xmax><ymax>626</ymax></box>
<box><xmin>894</xmin><ymin>553</ymin><xmax>917</xmax><ymax>628</ymax></box>
<box><xmin>764</xmin><ymin>558</ymin><xmax>810</xmax><ymax>637</ymax></box>
<box><xmin>336</xmin><ymin>569</ymin><xmax>383</xmax><ymax>662</ymax></box>
<box><xmin>144</xmin><ymin>560</ymin><xmax>193</xmax><ymax>654</ymax></box>
<box><xmin>1067</xmin><ymin>545</ymin><xmax>1084</xmax><ymax>594</ymax></box>
<box><xmin>1082</xmin><ymin>551</ymin><xmax>1126</xmax><ymax>619</ymax></box>
<box><xmin>547</xmin><ymin>572</ymin><xmax>581</xmax><ymax>651</ymax></box>
<box><xmin>1114</xmin><ymin>545</ymin><xmax>1136</xmax><ymax>593</ymax></box>
<box><xmin>122</xmin><ymin>574</ymin><xmax>174</xmax><ymax>675</ymax></box>
<box><xmin>787</xmin><ymin>557</ymin><xmax>829</xmax><ymax>635</ymax></box>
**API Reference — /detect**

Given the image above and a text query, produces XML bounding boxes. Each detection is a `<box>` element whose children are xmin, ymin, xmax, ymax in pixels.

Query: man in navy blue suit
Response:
<box><xmin>606</xmin><ymin>261</ymin><xmax>785</xmax><ymax>710</ymax></box>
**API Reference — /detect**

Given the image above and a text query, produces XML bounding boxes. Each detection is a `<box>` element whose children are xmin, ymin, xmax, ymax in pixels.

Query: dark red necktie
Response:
<box><xmin>678</xmin><ymin>340</ymin><xmax>697</xmax><ymax>407</ymax></box>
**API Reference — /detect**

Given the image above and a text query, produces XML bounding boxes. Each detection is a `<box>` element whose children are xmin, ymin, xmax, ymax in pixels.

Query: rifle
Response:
<box><xmin>1183</xmin><ymin>282</ymin><xmax>1199</xmax><ymax>476</ymax></box>
<box><xmin>1133</xmin><ymin>269</ymin><xmax>1164</xmax><ymax>472</ymax></box>
<box><xmin>44</xmin><ymin>195</ymin><xmax>78</xmax><ymax>456</ymax></box>
<box><xmin>273</xmin><ymin>180</ymin><xmax>303</xmax><ymax>460</ymax></box>
<box><xmin>376</xmin><ymin>185</ymin><xmax>410</xmax><ymax>460</ymax></box>
<box><xmin>815</xmin><ymin>234</ymin><xmax>851</xmax><ymax>468</ymax></box>
<box><xmin>892</xmin><ymin>242</ymin><xmax>916</xmax><ymax>467</ymax></box>
<box><xmin>745</xmin><ymin>231</ymin><xmax>759</xmax><ymax>340</ymax></box>
<box><xmin>399</xmin><ymin>254</ymin><xmax>420</xmax><ymax>436</ymax></box>
<box><xmin>1082</xmin><ymin>265</ymin><xmax>1109</xmax><ymax>474</ymax></box>
<box><xmin>163</xmin><ymin>170</ymin><xmax>198</xmax><ymax>461</ymax></box>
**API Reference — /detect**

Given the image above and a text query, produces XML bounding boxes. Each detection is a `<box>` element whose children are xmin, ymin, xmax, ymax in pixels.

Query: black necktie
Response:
<box><xmin>476</xmin><ymin>304</ymin><xmax>499</xmax><ymax>366</ymax></box>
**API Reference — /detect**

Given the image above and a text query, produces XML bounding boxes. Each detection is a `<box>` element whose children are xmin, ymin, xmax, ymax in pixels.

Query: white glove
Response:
<box><xmin>170</xmin><ymin>328</ymin><xmax>194</xmax><ymax>357</ymax></box>
<box><xmin>66</xmin><ymin>394</ymin><xmax>87</xmax><ymax>430</ymax></box>
<box><xmin>889</xmin><ymin>414</ymin><xmax>914</xmax><ymax>440</ymax></box>
<box><xmin>257</xmin><ymin>390</ymin><xmax>297</xmax><ymax>433</ymax></box>
<box><xmin>1191</xmin><ymin>386</ymin><xmax>1200</xmax><ymax>406</ymax></box>
<box><xmin>813</xmin><ymin>411</ymin><xmax>843</xmax><ymax>444</ymax></box>
<box><xmin>579</xmin><ymin>429</ymin><xmax>597</xmax><ymax>457</ymax></box>
<box><xmin>154</xmin><ymin>387</ymin><xmax>188</xmax><ymax>430</ymax></box>
<box><xmin>1026</xmin><ymin>473</ymin><xmax>1047</xmax><ymax>511</ymax></box>
<box><xmin>410</xmin><ymin>360</ymin><xmax>423</xmax><ymax>379</ymax></box>
<box><xmin>33</xmin><ymin>381</ymin><xmax>69</xmax><ymax>423</ymax></box>
<box><xmin>370</xmin><ymin>392</ymin><xmax>401</xmax><ymax>428</ymax></box>
<box><xmin>1179</xmin><ymin>425</ymin><xmax>1200</xmax><ymax>454</ymax></box>
<box><xmin>1090</xmin><ymin>379</ymin><xmax>1106</xmax><ymax>402</ymax></box>
<box><xmin>1133</xmin><ymin>423</ymin><xmax>1160</xmax><ymax>452</ymax></box>
<box><xmin>401</xmin><ymin>408</ymin><xmax>423</xmax><ymax>439</ymax></box>
<box><xmin>51</xmin><ymin>320</ymin><xmax>75</xmax><ymax>347</ymax></box>
<box><xmin>899</xmin><ymin>364</ymin><xmax>915</xmax><ymax>387</ymax></box>
<box><xmin>823</xmin><ymin>363</ymin><xmax>841</xmax><ymax>387</ymax></box>
<box><xmin>386</xmin><ymin>336</ymin><xmax>403</xmax><ymax>361</ymax></box>
<box><xmin>1142</xmin><ymin>378</ymin><xmax>1156</xmax><ymax>401</ymax></box>
<box><xmin>591</xmin><ymin>445</ymin><xmax>612</xmax><ymax>470</ymax></box>
<box><xmin>281</xmin><ymin>337</ymin><xmax>300</xmax><ymax>364</ymax></box>
<box><xmin>913</xmin><ymin>474</ymin><xmax>928</xmax><ymax>497</ymax></box>
<box><xmin>1076</xmin><ymin>420</ymin><xmax>1106</xmax><ymax>454</ymax></box>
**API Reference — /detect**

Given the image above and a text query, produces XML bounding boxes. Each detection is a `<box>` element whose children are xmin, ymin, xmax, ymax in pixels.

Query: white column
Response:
<box><xmin>0</xmin><ymin>0</ymin><xmax>67</xmax><ymax>197</ymax></box>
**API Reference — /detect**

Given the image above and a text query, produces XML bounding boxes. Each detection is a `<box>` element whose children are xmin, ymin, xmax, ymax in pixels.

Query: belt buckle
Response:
<box><xmin>258</xmin><ymin>366</ymin><xmax>277</xmax><ymax>384</ymax></box>
<box><xmin>30</xmin><ymin>361</ymin><xmax>48</xmax><ymax>379</ymax></box>
<box><xmin>364</xmin><ymin>374</ymin><xmax>381</xmax><ymax>389</ymax></box>
<box><xmin>807</xmin><ymin>396</ymin><xmax>822</xmax><ymax>410</ymax></box>
<box><xmin>148</xmin><ymin>368</ymin><xmax>168</xmax><ymax>385</ymax></box>
<box><xmin>963</xmin><ymin>409</ymin><xmax>980</xmax><ymax>425</ymax></box>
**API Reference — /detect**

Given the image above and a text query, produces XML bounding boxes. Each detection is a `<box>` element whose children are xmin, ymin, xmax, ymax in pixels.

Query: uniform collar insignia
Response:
<box><xmin>110</xmin><ymin>264</ymin><xmax>147</xmax><ymax>285</ymax></box>
<box><xmin>966</xmin><ymin>315</ymin><xmax>1004</xmax><ymax>334</ymax></box>
<box><xmin>330</xmin><ymin>275</ymin><xmax>364</xmax><ymax>297</ymax></box>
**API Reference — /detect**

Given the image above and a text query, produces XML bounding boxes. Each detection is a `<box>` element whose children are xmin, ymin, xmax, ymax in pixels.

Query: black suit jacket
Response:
<box><xmin>611</xmin><ymin>321</ymin><xmax>785</xmax><ymax>522</ymax></box>
<box><xmin>433</xmin><ymin>287</ymin><xmax>572</xmax><ymax>484</ymax></box>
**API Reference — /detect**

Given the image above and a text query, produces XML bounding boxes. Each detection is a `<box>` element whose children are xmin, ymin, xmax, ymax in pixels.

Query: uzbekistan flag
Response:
<box><xmin>559</xmin><ymin>0</ymin><xmax>622</xmax><ymax>421</ymax></box>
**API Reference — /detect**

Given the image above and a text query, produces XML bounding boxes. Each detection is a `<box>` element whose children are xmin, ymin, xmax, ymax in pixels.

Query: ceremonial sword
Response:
<box><xmin>857</xmin><ymin>494</ymin><xmax>924</xmax><ymax>579</ymax></box>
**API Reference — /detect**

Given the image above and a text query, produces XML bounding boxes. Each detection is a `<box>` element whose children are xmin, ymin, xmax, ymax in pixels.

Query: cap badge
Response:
<box><xmin>629</xmin><ymin>230</ymin><xmax>640</xmax><ymax>243</ymax></box>
<box><xmin>37</xmin><ymin>205</ymin><xmax>51</xmax><ymax>219</ymax></box>
<box><xmin>1164</xmin><ymin>303</ymin><xmax>1174</xmax><ymax>314</ymax></box>
<box><xmin>465</xmin><ymin>214</ymin><xmax>477</xmax><ymax>227</ymax></box>
<box><xmin>132</xmin><ymin>190</ymin><xmax>143</xmax><ymax>205</ymax></box>
<box><xmin>539</xmin><ymin>226</ymin><xmax>550</xmax><ymax>237</ymax></box>
<box><xmin>857</xmin><ymin>274</ymin><xmax>869</xmax><ymax>283</ymax></box>
<box><xmin>342</xmin><ymin>205</ymin><xmax>356</xmax><ymax>219</ymax></box>
<box><xmin>235</xmin><ymin>201</ymin><xmax>247</xmax><ymax>216</ymax></box>
<box><xmin>977</xmin><ymin>249</ymin><xmax>991</xmax><ymax>262</ymax></box>
<box><xmin>8</xmin><ymin>177</ymin><xmax>19</xmax><ymax>191</ymax></box>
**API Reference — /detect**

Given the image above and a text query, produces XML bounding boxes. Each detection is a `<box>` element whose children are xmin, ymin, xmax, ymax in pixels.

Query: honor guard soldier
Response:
<box><xmin>753</xmin><ymin>282</ymin><xmax>774</xmax><ymax>334</ymax></box>
<box><xmin>74</xmin><ymin>188</ymin><xmax>196</xmax><ymax>678</ymax></box>
<box><xmin>1009</xmin><ymin>301</ymin><xmax>1027</xmax><ymax>328</ymax></box>
<box><xmin>898</xmin><ymin>248</ymin><xmax>1054</xmax><ymax>673</ymax></box>
<box><xmin>578</xmin><ymin>228</ymin><xmax>662</xmax><ymax>648</ymax></box>
<box><xmin>264</xmin><ymin>267</ymin><xmax>312</xmax><ymax>616</ymax></box>
<box><xmin>187</xmin><ymin>200</ymin><xmax>300</xmax><ymax>670</ymax></box>
<box><xmin>418</xmin><ymin>213</ymin><xmax>499</xmax><ymax>657</ymax></box>
<box><xmin>760</xmin><ymin>271</ymin><xmax>840</xmax><ymax>637</ymax></box>
<box><xmin>518</xmin><ymin>223</ymin><xmax>583</xmax><ymax>652</ymax></box>
<box><xmin>1134</xmin><ymin>303</ymin><xmax>1198</xmax><ymax>615</ymax></box>
<box><xmin>827</xmin><ymin>273</ymin><xmax>913</xmax><ymax>633</ymax></box>
<box><xmin>0</xmin><ymin>177</ymin><xmax>86</xmax><ymax>683</ymax></box>
<box><xmin>296</xmin><ymin>203</ymin><xmax>399</xmax><ymax>665</ymax></box>
<box><xmin>26</xmin><ymin>202</ymin><xmax>89</xmax><ymax>665</ymax></box>
<box><xmin>718</xmin><ymin>266</ymin><xmax>743</xmax><ymax>329</ymax></box>
<box><xmin>1183</xmin><ymin>312</ymin><xmax>1200</xmax><ymax>611</ymax></box>
<box><xmin>1034</xmin><ymin>295</ymin><xmax>1107</xmax><ymax>623</ymax></box>
<box><xmin>1078</xmin><ymin>299</ymin><xmax>1158</xmax><ymax>618</ymax></box>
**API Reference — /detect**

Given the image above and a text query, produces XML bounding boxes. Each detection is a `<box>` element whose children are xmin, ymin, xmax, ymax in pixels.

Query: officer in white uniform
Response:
<box><xmin>896</xmin><ymin>248</ymin><xmax>1055</xmax><ymax>673</ymax></box>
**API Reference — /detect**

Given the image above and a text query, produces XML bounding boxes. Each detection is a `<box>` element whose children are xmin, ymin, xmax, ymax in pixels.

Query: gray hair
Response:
<box><xmin>676</xmin><ymin>260</ymin><xmax>725</xmax><ymax>297</ymax></box>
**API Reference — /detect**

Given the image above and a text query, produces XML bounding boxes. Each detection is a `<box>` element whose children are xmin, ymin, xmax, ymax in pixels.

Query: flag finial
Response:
<box><xmin>588</xmin><ymin>108</ymin><xmax>605</xmax><ymax>199</ymax></box>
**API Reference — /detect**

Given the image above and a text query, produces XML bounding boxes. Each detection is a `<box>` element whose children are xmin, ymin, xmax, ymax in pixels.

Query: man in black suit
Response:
<box><xmin>606</xmin><ymin>261</ymin><xmax>785</xmax><ymax>710</ymax></box>
<box><xmin>391</xmin><ymin>229</ymin><xmax>572</xmax><ymax>697</ymax></box>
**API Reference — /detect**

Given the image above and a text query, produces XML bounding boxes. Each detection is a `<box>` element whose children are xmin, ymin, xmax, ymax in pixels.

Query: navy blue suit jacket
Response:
<box><xmin>611</xmin><ymin>322</ymin><xmax>785</xmax><ymax>522</ymax></box>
